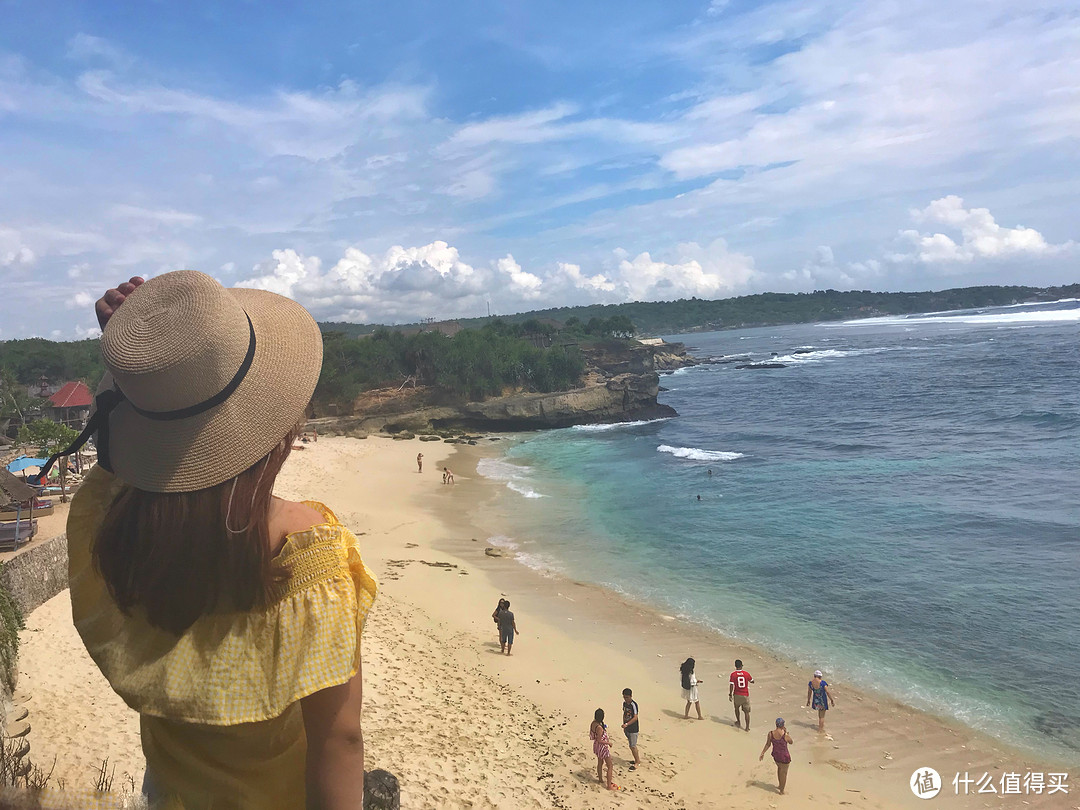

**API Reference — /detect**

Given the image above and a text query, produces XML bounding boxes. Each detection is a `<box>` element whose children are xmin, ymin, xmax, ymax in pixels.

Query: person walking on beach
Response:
<box><xmin>759</xmin><ymin>718</ymin><xmax>793</xmax><ymax>795</ymax></box>
<box><xmin>62</xmin><ymin>272</ymin><xmax>378</xmax><ymax>809</ymax></box>
<box><xmin>442</xmin><ymin>466</ymin><xmax>454</xmax><ymax>484</ymax></box>
<box><xmin>621</xmin><ymin>688</ymin><xmax>641</xmax><ymax>770</ymax></box>
<box><xmin>498</xmin><ymin>600</ymin><xmax>518</xmax><ymax>655</ymax></box>
<box><xmin>491</xmin><ymin>598</ymin><xmax>508</xmax><ymax>644</ymax></box>
<box><xmin>416</xmin><ymin>452</ymin><xmax>423</xmax><ymax>473</ymax></box>
<box><xmin>590</xmin><ymin>708</ymin><xmax>618</xmax><ymax>790</ymax></box>
<box><xmin>807</xmin><ymin>670</ymin><xmax>836</xmax><ymax>732</ymax></box>
<box><xmin>729</xmin><ymin>659</ymin><xmax>754</xmax><ymax>731</ymax></box>
<box><xmin>680</xmin><ymin>658</ymin><xmax>704</xmax><ymax>720</ymax></box>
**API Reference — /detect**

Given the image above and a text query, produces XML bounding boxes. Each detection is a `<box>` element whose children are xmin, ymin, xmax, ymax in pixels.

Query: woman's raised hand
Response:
<box><xmin>96</xmin><ymin>277</ymin><xmax>145</xmax><ymax>329</ymax></box>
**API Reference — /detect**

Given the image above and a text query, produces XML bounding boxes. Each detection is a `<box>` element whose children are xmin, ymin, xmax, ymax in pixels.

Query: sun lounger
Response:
<box><xmin>0</xmin><ymin>518</ymin><xmax>37</xmax><ymax>550</ymax></box>
<box><xmin>0</xmin><ymin>503</ymin><xmax>54</xmax><ymax>520</ymax></box>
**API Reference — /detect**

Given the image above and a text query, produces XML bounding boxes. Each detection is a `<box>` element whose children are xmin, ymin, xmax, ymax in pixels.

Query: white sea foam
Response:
<box><xmin>843</xmin><ymin>304</ymin><xmax>1080</xmax><ymax>327</ymax></box>
<box><xmin>507</xmin><ymin>481</ymin><xmax>545</xmax><ymax>498</ymax></box>
<box><xmin>657</xmin><ymin>444</ymin><xmax>744</xmax><ymax>462</ymax></box>
<box><xmin>513</xmin><ymin>551</ymin><xmax>563</xmax><ymax>577</ymax></box>
<box><xmin>572</xmin><ymin>418</ymin><xmax>671</xmax><ymax>433</ymax></box>
<box><xmin>485</xmin><ymin>534</ymin><xmax>519</xmax><ymax>550</ymax></box>
<box><xmin>476</xmin><ymin>457</ymin><xmax>546</xmax><ymax>498</ymax></box>
<box><xmin>770</xmin><ymin>347</ymin><xmax>888</xmax><ymax>364</ymax></box>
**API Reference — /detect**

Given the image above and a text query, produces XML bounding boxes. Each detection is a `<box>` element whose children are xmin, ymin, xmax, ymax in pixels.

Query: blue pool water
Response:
<box><xmin>477</xmin><ymin>299</ymin><xmax>1080</xmax><ymax>760</ymax></box>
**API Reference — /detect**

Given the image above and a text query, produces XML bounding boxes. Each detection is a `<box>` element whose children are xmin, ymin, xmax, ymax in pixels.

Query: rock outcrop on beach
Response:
<box><xmin>311</xmin><ymin>339</ymin><xmax>687</xmax><ymax>434</ymax></box>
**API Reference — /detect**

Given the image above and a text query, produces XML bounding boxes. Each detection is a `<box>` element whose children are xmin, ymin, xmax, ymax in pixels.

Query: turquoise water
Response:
<box><xmin>477</xmin><ymin>300</ymin><xmax>1080</xmax><ymax>761</ymax></box>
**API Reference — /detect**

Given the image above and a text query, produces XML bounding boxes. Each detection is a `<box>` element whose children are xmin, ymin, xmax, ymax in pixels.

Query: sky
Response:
<box><xmin>1</xmin><ymin>0</ymin><xmax>1078</xmax><ymax>339</ymax></box>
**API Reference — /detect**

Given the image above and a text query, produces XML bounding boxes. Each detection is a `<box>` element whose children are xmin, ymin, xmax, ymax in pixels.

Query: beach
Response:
<box><xmin>14</xmin><ymin>435</ymin><xmax>1075</xmax><ymax>808</ymax></box>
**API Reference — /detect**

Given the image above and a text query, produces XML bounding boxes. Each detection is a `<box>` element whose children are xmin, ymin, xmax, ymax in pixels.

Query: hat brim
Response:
<box><xmin>99</xmin><ymin>288</ymin><xmax>322</xmax><ymax>493</ymax></box>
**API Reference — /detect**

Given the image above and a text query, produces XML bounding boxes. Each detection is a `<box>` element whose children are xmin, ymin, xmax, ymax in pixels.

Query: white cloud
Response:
<box><xmin>451</xmin><ymin>103</ymin><xmax>580</xmax><ymax>146</ymax></box>
<box><xmin>234</xmin><ymin>238</ymin><xmax>760</xmax><ymax>324</ymax></box>
<box><xmin>615</xmin><ymin>239</ymin><xmax>757</xmax><ymax>300</ymax></box>
<box><xmin>896</xmin><ymin>196</ymin><xmax>1072</xmax><ymax>264</ymax></box>
<box><xmin>66</xmin><ymin>290</ymin><xmax>95</xmax><ymax>309</ymax></box>
<box><xmin>109</xmin><ymin>204</ymin><xmax>203</xmax><ymax>226</ymax></box>
<box><xmin>781</xmin><ymin>246</ymin><xmax>872</xmax><ymax>289</ymax></box>
<box><xmin>66</xmin><ymin>34</ymin><xmax>130</xmax><ymax>66</ymax></box>
<box><xmin>555</xmin><ymin>262</ymin><xmax>617</xmax><ymax>293</ymax></box>
<box><xmin>496</xmin><ymin>255</ymin><xmax>543</xmax><ymax>298</ymax></box>
<box><xmin>76</xmin><ymin>72</ymin><xmax>430</xmax><ymax>161</ymax></box>
<box><xmin>238</xmin><ymin>249</ymin><xmax>322</xmax><ymax>297</ymax></box>
<box><xmin>0</xmin><ymin>227</ymin><xmax>35</xmax><ymax>266</ymax></box>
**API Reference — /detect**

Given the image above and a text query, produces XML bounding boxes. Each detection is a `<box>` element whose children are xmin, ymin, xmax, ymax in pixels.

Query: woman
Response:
<box><xmin>680</xmin><ymin>657</ymin><xmax>704</xmax><ymax>720</ymax></box>
<box><xmin>59</xmin><ymin>271</ymin><xmax>378</xmax><ymax>809</ymax></box>
<box><xmin>589</xmin><ymin>708</ymin><xmax>617</xmax><ymax>791</ymax></box>
<box><xmin>806</xmin><ymin>669</ymin><xmax>837</xmax><ymax>732</ymax></box>
<box><xmin>758</xmin><ymin>718</ymin><xmax>793</xmax><ymax>795</ymax></box>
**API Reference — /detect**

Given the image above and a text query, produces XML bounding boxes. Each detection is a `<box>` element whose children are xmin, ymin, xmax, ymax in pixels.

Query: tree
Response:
<box><xmin>18</xmin><ymin>418</ymin><xmax>79</xmax><ymax>456</ymax></box>
<box><xmin>0</xmin><ymin>366</ymin><xmax>42</xmax><ymax>432</ymax></box>
<box><xmin>604</xmin><ymin>315</ymin><xmax>636</xmax><ymax>338</ymax></box>
<box><xmin>17</xmin><ymin>419</ymin><xmax>81</xmax><ymax>502</ymax></box>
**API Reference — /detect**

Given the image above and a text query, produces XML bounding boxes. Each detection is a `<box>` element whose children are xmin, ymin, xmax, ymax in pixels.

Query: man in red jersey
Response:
<box><xmin>729</xmin><ymin>659</ymin><xmax>754</xmax><ymax>731</ymax></box>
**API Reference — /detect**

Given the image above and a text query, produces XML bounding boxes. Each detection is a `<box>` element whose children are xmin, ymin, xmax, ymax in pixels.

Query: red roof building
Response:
<box><xmin>48</xmin><ymin>381</ymin><xmax>93</xmax><ymax>409</ymax></box>
<box><xmin>47</xmin><ymin>381</ymin><xmax>93</xmax><ymax>427</ymax></box>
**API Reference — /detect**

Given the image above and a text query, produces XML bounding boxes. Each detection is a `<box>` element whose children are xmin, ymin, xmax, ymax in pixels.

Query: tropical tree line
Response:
<box><xmin>320</xmin><ymin>283</ymin><xmax>1080</xmax><ymax>338</ymax></box>
<box><xmin>318</xmin><ymin>321</ymin><xmax>587</xmax><ymax>404</ymax></box>
<box><xmin>0</xmin><ymin>322</ymin><xmax>593</xmax><ymax>429</ymax></box>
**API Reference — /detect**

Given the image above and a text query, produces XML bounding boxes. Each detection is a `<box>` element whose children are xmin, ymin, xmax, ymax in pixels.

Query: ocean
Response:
<box><xmin>476</xmin><ymin>298</ymin><xmax>1080</xmax><ymax>762</ymax></box>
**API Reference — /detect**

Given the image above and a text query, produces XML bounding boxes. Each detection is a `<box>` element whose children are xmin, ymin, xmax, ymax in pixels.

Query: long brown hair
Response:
<box><xmin>94</xmin><ymin>427</ymin><xmax>300</xmax><ymax>634</ymax></box>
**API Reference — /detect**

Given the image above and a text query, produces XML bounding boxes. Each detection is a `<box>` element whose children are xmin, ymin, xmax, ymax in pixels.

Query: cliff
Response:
<box><xmin>313</xmin><ymin>339</ymin><xmax>692</xmax><ymax>434</ymax></box>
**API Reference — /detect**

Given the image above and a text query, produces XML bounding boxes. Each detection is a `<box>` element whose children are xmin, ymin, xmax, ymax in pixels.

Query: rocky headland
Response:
<box><xmin>311</xmin><ymin>339</ymin><xmax>697</xmax><ymax>436</ymax></box>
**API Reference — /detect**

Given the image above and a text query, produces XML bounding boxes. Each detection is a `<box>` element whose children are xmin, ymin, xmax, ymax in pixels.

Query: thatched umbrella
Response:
<box><xmin>1</xmin><ymin>468</ymin><xmax>41</xmax><ymax>548</ymax></box>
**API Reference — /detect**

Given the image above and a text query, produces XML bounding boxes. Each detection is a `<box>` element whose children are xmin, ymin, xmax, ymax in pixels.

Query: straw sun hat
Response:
<box><xmin>92</xmin><ymin>270</ymin><xmax>323</xmax><ymax>493</ymax></box>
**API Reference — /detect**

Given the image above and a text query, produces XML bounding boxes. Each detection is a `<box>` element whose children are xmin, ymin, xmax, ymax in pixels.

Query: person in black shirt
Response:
<box><xmin>621</xmin><ymin>688</ymin><xmax>641</xmax><ymax>769</ymax></box>
<box><xmin>498</xmin><ymin>601</ymin><xmax>518</xmax><ymax>655</ymax></box>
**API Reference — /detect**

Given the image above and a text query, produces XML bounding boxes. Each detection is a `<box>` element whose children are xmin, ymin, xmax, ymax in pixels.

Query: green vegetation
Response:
<box><xmin>321</xmin><ymin>283</ymin><xmax>1080</xmax><ymax>338</ymax></box>
<box><xmin>319</xmin><ymin>320</ymin><xmax>586</xmax><ymax>403</ymax></box>
<box><xmin>2</xmin><ymin>283</ymin><xmax>1077</xmax><ymax>415</ymax></box>
<box><xmin>0</xmin><ymin>568</ymin><xmax>24</xmax><ymax>694</ymax></box>
<box><xmin>0</xmin><ymin>338</ymin><xmax>104</xmax><ymax>388</ymax></box>
<box><xmin>17</xmin><ymin>420</ymin><xmax>80</xmax><ymax>457</ymax></box>
<box><xmin>0</xmin><ymin>367</ymin><xmax>46</xmax><ymax>430</ymax></box>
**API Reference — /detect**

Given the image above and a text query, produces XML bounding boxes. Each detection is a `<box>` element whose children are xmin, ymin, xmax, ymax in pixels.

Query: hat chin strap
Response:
<box><xmin>28</xmin><ymin>387</ymin><xmax>125</xmax><ymax>485</ymax></box>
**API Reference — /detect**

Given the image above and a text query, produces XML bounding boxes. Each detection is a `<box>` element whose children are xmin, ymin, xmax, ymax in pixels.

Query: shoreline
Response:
<box><xmin>417</xmin><ymin>438</ymin><xmax>1074</xmax><ymax>806</ymax></box>
<box><xmin>13</xmin><ymin>435</ymin><xmax>1074</xmax><ymax>808</ymax></box>
<box><xmin>447</xmin><ymin>436</ymin><xmax>1077</xmax><ymax>768</ymax></box>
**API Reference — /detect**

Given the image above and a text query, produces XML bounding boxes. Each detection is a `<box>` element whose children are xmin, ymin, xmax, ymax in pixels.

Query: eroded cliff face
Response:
<box><xmin>313</xmin><ymin>340</ymin><xmax>692</xmax><ymax>435</ymax></box>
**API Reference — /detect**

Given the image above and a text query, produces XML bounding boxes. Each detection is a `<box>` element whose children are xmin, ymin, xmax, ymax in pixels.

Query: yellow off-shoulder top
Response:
<box><xmin>67</xmin><ymin>465</ymin><xmax>378</xmax><ymax>810</ymax></box>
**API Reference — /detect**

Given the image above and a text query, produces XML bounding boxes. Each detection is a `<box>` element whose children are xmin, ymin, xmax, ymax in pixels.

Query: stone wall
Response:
<box><xmin>0</xmin><ymin>533</ymin><xmax>69</xmax><ymax>619</ymax></box>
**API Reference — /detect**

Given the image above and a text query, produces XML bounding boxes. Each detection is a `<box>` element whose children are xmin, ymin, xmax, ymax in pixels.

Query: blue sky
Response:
<box><xmin>1</xmin><ymin>0</ymin><xmax>1078</xmax><ymax>338</ymax></box>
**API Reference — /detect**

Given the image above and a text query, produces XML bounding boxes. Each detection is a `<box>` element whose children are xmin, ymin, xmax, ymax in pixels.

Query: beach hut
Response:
<box><xmin>47</xmin><ymin>381</ymin><xmax>93</xmax><ymax>428</ymax></box>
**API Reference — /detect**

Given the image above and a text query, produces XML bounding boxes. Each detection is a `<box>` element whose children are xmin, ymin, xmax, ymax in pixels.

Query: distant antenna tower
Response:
<box><xmin>487</xmin><ymin>301</ymin><xmax>491</xmax><ymax>318</ymax></box>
